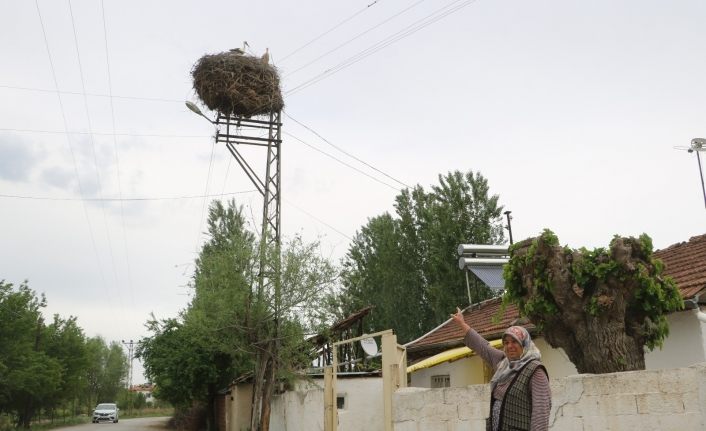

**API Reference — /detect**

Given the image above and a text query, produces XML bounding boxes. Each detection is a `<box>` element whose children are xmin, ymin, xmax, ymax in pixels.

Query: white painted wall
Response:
<box><xmin>534</xmin><ymin>338</ymin><xmax>578</xmax><ymax>378</ymax></box>
<box><xmin>395</xmin><ymin>362</ymin><xmax>706</xmax><ymax>431</ymax></box>
<box><xmin>646</xmin><ymin>310</ymin><xmax>706</xmax><ymax>370</ymax></box>
<box><xmin>228</xmin><ymin>384</ymin><xmax>252</xmax><ymax>431</ymax></box>
<box><xmin>265</xmin><ymin>377</ymin><xmax>384</xmax><ymax>431</ymax></box>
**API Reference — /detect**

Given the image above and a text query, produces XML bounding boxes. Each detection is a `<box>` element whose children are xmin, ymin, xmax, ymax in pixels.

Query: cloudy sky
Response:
<box><xmin>2</xmin><ymin>0</ymin><xmax>705</xmax><ymax>383</ymax></box>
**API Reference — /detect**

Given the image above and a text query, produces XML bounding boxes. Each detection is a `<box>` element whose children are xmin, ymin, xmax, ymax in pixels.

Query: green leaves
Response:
<box><xmin>340</xmin><ymin>170</ymin><xmax>505</xmax><ymax>343</ymax></box>
<box><xmin>138</xmin><ymin>198</ymin><xmax>337</xmax><ymax>415</ymax></box>
<box><xmin>0</xmin><ymin>280</ymin><xmax>118</xmax><ymax>426</ymax></box>
<box><xmin>502</xmin><ymin>230</ymin><xmax>685</xmax><ymax>373</ymax></box>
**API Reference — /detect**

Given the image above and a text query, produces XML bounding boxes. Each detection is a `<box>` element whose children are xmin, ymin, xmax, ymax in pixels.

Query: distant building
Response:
<box><xmin>130</xmin><ymin>383</ymin><xmax>156</xmax><ymax>404</ymax></box>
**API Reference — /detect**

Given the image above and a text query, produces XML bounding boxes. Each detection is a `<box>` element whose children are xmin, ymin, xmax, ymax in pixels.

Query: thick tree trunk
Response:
<box><xmin>250</xmin><ymin>341</ymin><xmax>276</xmax><ymax>431</ymax></box>
<box><xmin>207</xmin><ymin>385</ymin><xmax>217</xmax><ymax>431</ymax></box>
<box><xmin>259</xmin><ymin>347</ymin><xmax>276</xmax><ymax>431</ymax></box>
<box><xmin>250</xmin><ymin>350</ymin><xmax>266</xmax><ymax>431</ymax></box>
<box><xmin>18</xmin><ymin>399</ymin><xmax>33</xmax><ymax>429</ymax></box>
<box><xmin>510</xmin><ymin>236</ymin><xmax>649</xmax><ymax>373</ymax></box>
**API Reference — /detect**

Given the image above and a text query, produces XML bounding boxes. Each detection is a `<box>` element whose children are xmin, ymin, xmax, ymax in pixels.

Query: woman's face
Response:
<box><xmin>503</xmin><ymin>336</ymin><xmax>523</xmax><ymax>361</ymax></box>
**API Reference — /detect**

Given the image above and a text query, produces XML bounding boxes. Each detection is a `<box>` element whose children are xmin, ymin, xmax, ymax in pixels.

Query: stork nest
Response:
<box><xmin>191</xmin><ymin>51</ymin><xmax>284</xmax><ymax>117</ymax></box>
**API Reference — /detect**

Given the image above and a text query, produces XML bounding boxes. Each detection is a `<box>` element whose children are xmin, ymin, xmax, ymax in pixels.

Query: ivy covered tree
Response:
<box><xmin>503</xmin><ymin>229</ymin><xmax>683</xmax><ymax>373</ymax></box>
<box><xmin>340</xmin><ymin>170</ymin><xmax>505</xmax><ymax>343</ymax></box>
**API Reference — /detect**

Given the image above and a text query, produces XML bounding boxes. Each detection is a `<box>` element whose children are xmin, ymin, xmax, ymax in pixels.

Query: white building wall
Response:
<box><xmin>229</xmin><ymin>384</ymin><xmax>252</xmax><ymax>431</ymax></box>
<box><xmin>645</xmin><ymin>310</ymin><xmax>706</xmax><ymax>370</ymax></box>
<box><xmin>701</xmin><ymin>309</ymin><xmax>706</xmax><ymax>359</ymax></box>
<box><xmin>267</xmin><ymin>377</ymin><xmax>384</xmax><ymax>431</ymax></box>
<box><xmin>533</xmin><ymin>338</ymin><xmax>578</xmax><ymax>378</ymax></box>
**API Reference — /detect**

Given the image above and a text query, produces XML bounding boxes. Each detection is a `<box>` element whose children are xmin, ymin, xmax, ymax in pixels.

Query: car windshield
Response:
<box><xmin>96</xmin><ymin>404</ymin><xmax>115</xmax><ymax>410</ymax></box>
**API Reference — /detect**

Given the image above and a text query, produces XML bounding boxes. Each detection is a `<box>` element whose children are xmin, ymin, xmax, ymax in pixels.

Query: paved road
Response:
<box><xmin>53</xmin><ymin>416</ymin><xmax>170</xmax><ymax>431</ymax></box>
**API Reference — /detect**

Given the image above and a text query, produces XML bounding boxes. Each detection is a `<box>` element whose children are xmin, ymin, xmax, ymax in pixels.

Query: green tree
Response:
<box><xmin>340</xmin><ymin>170</ymin><xmax>505</xmax><ymax>342</ymax></box>
<box><xmin>138</xmin><ymin>199</ymin><xmax>336</xmax><ymax>431</ymax></box>
<box><xmin>0</xmin><ymin>281</ymin><xmax>62</xmax><ymax>428</ymax></box>
<box><xmin>84</xmin><ymin>337</ymin><xmax>128</xmax><ymax>411</ymax></box>
<box><xmin>41</xmin><ymin>315</ymin><xmax>89</xmax><ymax>417</ymax></box>
<box><xmin>503</xmin><ymin>230</ymin><xmax>683</xmax><ymax>373</ymax></box>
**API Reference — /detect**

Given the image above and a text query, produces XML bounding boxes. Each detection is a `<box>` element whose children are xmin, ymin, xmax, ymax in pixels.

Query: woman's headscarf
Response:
<box><xmin>490</xmin><ymin>326</ymin><xmax>541</xmax><ymax>390</ymax></box>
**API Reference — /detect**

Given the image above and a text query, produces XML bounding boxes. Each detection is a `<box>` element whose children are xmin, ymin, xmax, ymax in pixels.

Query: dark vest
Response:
<box><xmin>487</xmin><ymin>360</ymin><xmax>548</xmax><ymax>431</ymax></box>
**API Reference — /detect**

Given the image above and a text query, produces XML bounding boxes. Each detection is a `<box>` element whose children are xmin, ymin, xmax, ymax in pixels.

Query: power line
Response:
<box><xmin>284</xmin><ymin>0</ymin><xmax>427</xmax><ymax>77</ymax></box>
<box><xmin>283</xmin><ymin>198</ymin><xmax>352</xmax><ymax>241</ymax></box>
<box><xmin>0</xmin><ymin>127</ymin><xmax>204</xmax><ymax>139</ymax></box>
<box><xmin>0</xmin><ymin>84</ymin><xmax>182</xmax><ymax>103</ymax></box>
<box><xmin>283</xmin><ymin>131</ymin><xmax>400</xmax><ymax>191</ymax></box>
<box><xmin>285</xmin><ymin>111</ymin><xmax>410</xmax><ymax>189</ymax></box>
<box><xmin>286</xmin><ymin>0</ymin><xmax>477</xmax><ymax>96</ymax></box>
<box><xmin>68</xmin><ymin>0</ymin><xmax>123</xmax><ymax>311</ymax></box>
<box><xmin>278</xmin><ymin>0</ymin><xmax>384</xmax><ymax>63</ymax></box>
<box><xmin>194</xmin><ymin>139</ymin><xmax>218</xmax><ymax>256</ymax></box>
<box><xmin>102</xmin><ymin>0</ymin><xmax>135</xmax><ymax>309</ymax></box>
<box><xmin>2</xmin><ymin>125</ymin><xmax>406</xmax><ymax>193</ymax></box>
<box><xmin>0</xmin><ymin>190</ymin><xmax>256</xmax><ymax>202</ymax></box>
<box><xmin>35</xmin><ymin>0</ymin><xmax>116</xmax><ymax>320</ymax></box>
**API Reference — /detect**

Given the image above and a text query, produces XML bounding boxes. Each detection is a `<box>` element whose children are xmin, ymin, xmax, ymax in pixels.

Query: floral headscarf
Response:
<box><xmin>489</xmin><ymin>326</ymin><xmax>542</xmax><ymax>390</ymax></box>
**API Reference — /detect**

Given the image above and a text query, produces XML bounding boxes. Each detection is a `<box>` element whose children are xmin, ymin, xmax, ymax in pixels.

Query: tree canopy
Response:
<box><xmin>339</xmin><ymin>170</ymin><xmax>505</xmax><ymax>343</ymax></box>
<box><xmin>0</xmin><ymin>280</ymin><xmax>128</xmax><ymax>428</ymax></box>
<box><xmin>137</xmin><ymin>199</ymin><xmax>337</xmax><ymax>430</ymax></box>
<box><xmin>503</xmin><ymin>229</ymin><xmax>683</xmax><ymax>373</ymax></box>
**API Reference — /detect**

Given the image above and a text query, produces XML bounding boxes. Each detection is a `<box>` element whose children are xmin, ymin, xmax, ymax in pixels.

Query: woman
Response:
<box><xmin>451</xmin><ymin>307</ymin><xmax>550</xmax><ymax>431</ymax></box>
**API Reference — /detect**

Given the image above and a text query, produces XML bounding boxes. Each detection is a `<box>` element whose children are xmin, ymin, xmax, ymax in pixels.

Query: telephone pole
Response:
<box><xmin>121</xmin><ymin>339</ymin><xmax>135</xmax><ymax>416</ymax></box>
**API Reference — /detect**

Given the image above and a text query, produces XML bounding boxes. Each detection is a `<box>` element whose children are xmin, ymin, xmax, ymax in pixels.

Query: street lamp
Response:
<box><xmin>185</xmin><ymin>101</ymin><xmax>214</xmax><ymax>123</ymax></box>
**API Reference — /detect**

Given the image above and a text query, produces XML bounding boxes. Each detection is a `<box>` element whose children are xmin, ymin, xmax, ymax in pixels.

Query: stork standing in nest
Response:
<box><xmin>229</xmin><ymin>41</ymin><xmax>249</xmax><ymax>55</ymax></box>
<box><xmin>261</xmin><ymin>48</ymin><xmax>269</xmax><ymax>64</ymax></box>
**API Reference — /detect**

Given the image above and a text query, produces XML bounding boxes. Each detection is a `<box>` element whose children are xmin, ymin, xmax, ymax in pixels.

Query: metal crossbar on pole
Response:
<box><xmin>216</xmin><ymin>112</ymin><xmax>282</xmax><ymax>257</ymax></box>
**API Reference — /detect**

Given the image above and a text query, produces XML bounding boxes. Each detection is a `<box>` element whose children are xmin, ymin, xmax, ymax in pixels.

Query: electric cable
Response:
<box><xmin>0</xmin><ymin>84</ymin><xmax>182</xmax><ymax>103</ymax></box>
<box><xmin>3</xmin><ymin>123</ymin><xmax>406</xmax><ymax>193</ymax></box>
<box><xmin>283</xmin><ymin>198</ymin><xmax>353</xmax><ymax>241</ymax></box>
<box><xmin>0</xmin><ymin>190</ymin><xmax>256</xmax><ymax>202</ymax></box>
<box><xmin>286</xmin><ymin>0</ymin><xmax>478</xmax><ymax>96</ymax></box>
<box><xmin>34</xmin><ymin>0</ymin><xmax>115</xmax><ymax>318</ymax></box>
<box><xmin>284</xmin><ymin>0</ymin><xmax>427</xmax><ymax>77</ymax></box>
<box><xmin>285</xmin><ymin>111</ymin><xmax>410</xmax><ymax>189</ymax></box>
<box><xmin>284</xmin><ymin>131</ymin><xmax>400</xmax><ymax>191</ymax></box>
<box><xmin>68</xmin><ymin>0</ymin><xmax>123</xmax><ymax>310</ymax></box>
<box><xmin>101</xmin><ymin>0</ymin><xmax>136</xmax><ymax>308</ymax></box>
<box><xmin>0</xmin><ymin>127</ymin><xmax>204</xmax><ymax>139</ymax></box>
<box><xmin>193</xmin><ymin>140</ymin><xmax>218</xmax><ymax>256</ymax></box>
<box><xmin>278</xmin><ymin>0</ymin><xmax>384</xmax><ymax>63</ymax></box>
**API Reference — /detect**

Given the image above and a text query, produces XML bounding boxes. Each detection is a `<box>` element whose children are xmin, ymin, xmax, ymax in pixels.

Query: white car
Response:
<box><xmin>92</xmin><ymin>403</ymin><xmax>119</xmax><ymax>423</ymax></box>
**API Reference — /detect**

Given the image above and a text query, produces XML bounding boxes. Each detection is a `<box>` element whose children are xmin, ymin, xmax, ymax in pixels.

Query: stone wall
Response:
<box><xmin>394</xmin><ymin>362</ymin><xmax>706</xmax><ymax>431</ymax></box>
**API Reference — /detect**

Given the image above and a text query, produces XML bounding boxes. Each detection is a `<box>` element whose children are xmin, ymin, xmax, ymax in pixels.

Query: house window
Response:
<box><xmin>431</xmin><ymin>375</ymin><xmax>450</xmax><ymax>388</ymax></box>
<box><xmin>336</xmin><ymin>395</ymin><xmax>346</xmax><ymax>410</ymax></box>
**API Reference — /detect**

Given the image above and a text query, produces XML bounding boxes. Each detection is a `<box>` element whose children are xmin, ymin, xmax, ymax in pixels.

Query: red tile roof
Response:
<box><xmin>406</xmin><ymin>234</ymin><xmax>706</xmax><ymax>357</ymax></box>
<box><xmin>405</xmin><ymin>297</ymin><xmax>525</xmax><ymax>357</ymax></box>
<box><xmin>654</xmin><ymin>234</ymin><xmax>706</xmax><ymax>300</ymax></box>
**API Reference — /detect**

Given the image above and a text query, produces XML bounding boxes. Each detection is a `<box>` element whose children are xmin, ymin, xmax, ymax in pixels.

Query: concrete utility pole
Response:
<box><xmin>121</xmin><ymin>339</ymin><xmax>135</xmax><ymax>416</ymax></box>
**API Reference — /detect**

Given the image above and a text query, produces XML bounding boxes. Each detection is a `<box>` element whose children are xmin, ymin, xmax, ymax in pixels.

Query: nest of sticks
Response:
<box><xmin>191</xmin><ymin>51</ymin><xmax>284</xmax><ymax>117</ymax></box>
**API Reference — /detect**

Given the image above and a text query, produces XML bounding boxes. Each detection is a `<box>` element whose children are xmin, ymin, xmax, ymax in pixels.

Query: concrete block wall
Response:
<box><xmin>394</xmin><ymin>362</ymin><xmax>706</xmax><ymax>431</ymax></box>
